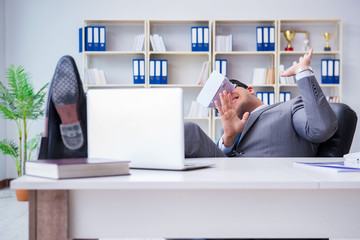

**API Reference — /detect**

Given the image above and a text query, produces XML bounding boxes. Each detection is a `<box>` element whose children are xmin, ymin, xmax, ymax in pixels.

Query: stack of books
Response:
<box><xmin>25</xmin><ymin>158</ymin><xmax>130</xmax><ymax>179</ymax></box>
<box><xmin>279</xmin><ymin>65</ymin><xmax>296</xmax><ymax>84</ymax></box>
<box><xmin>215</xmin><ymin>35</ymin><xmax>233</xmax><ymax>52</ymax></box>
<box><xmin>251</xmin><ymin>68</ymin><xmax>275</xmax><ymax>85</ymax></box>
<box><xmin>85</xmin><ymin>68</ymin><xmax>108</xmax><ymax>85</ymax></box>
<box><xmin>187</xmin><ymin>101</ymin><xmax>209</xmax><ymax>118</ymax></box>
<box><xmin>150</xmin><ymin>34</ymin><xmax>166</xmax><ymax>52</ymax></box>
<box><xmin>197</xmin><ymin>61</ymin><xmax>210</xmax><ymax>85</ymax></box>
<box><xmin>133</xmin><ymin>34</ymin><xmax>145</xmax><ymax>51</ymax></box>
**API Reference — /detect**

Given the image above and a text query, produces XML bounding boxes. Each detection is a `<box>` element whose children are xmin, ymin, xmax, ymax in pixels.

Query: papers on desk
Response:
<box><xmin>294</xmin><ymin>161</ymin><xmax>360</xmax><ymax>173</ymax></box>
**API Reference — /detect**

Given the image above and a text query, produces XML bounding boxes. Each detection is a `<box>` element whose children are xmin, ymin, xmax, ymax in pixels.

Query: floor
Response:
<box><xmin>0</xmin><ymin>188</ymin><xmax>28</xmax><ymax>240</ymax></box>
<box><xmin>0</xmin><ymin>187</ymin><xmax>359</xmax><ymax>240</ymax></box>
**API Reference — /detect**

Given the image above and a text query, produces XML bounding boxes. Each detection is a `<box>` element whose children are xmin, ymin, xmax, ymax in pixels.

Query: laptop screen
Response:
<box><xmin>87</xmin><ymin>88</ymin><xmax>185</xmax><ymax>170</ymax></box>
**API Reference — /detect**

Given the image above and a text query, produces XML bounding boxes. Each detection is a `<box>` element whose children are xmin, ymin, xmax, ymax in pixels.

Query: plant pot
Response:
<box><xmin>15</xmin><ymin>189</ymin><xmax>28</xmax><ymax>202</ymax></box>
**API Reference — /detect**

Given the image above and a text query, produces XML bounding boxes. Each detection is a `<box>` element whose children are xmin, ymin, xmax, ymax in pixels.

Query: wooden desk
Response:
<box><xmin>11</xmin><ymin>157</ymin><xmax>360</xmax><ymax>240</ymax></box>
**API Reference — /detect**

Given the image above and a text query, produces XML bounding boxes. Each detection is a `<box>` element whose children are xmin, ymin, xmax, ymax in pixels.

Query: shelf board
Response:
<box><xmin>86</xmin><ymin>84</ymin><xmax>146</xmax><ymax>88</ymax></box>
<box><xmin>320</xmin><ymin>84</ymin><xmax>341</xmax><ymax>87</ymax></box>
<box><xmin>251</xmin><ymin>84</ymin><xmax>276</xmax><ymax>88</ymax></box>
<box><xmin>84</xmin><ymin>19</ymin><xmax>146</xmax><ymax>25</ymax></box>
<box><xmin>149</xmin><ymin>84</ymin><xmax>203</xmax><ymax>88</ymax></box>
<box><xmin>149</xmin><ymin>20</ymin><xmax>210</xmax><ymax>24</ymax></box>
<box><xmin>279</xmin><ymin>84</ymin><xmax>297</xmax><ymax>87</ymax></box>
<box><xmin>214</xmin><ymin>19</ymin><xmax>277</xmax><ymax>24</ymax></box>
<box><xmin>279</xmin><ymin>19</ymin><xmax>341</xmax><ymax>24</ymax></box>
<box><xmin>84</xmin><ymin>51</ymin><xmax>146</xmax><ymax>55</ymax></box>
<box><xmin>184</xmin><ymin>117</ymin><xmax>211</xmax><ymax>121</ymax></box>
<box><xmin>279</xmin><ymin>84</ymin><xmax>341</xmax><ymax>88</ymax></box>
<box><xmin>279</xmin><ymin>51</ymin><xmax>341</xmax><ymax>55</ymax></box>
<box><xmin>214</xmin><ymin>51</ymin><xmax>275</xmax><ymax>55</ymax></box>
<box><xmin>149</xmin><ymin>51</ymin><xmax>210</xmax><ymax>56</ymax></box>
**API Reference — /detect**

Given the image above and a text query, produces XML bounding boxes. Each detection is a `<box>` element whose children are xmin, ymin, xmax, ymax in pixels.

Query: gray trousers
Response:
<box><xmin>184</xmin><ymin>122</ymin><xmax>226</xmax><ymax>158</ymax></box>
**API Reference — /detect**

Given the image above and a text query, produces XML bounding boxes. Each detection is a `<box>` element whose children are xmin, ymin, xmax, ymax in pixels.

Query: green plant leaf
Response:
<box><xmin>0</xmin><ymin>64</ymin><xmax>49</xmax><ymax>175</ymax></box>
<box><xmin>0</xmin><ymin>139</ymin><xmax>19</xmax><ymax>159</ymax></box>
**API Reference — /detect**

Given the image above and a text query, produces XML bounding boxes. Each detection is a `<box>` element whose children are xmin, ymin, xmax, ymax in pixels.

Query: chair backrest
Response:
<box><xmin>317</xmin><ymin>103</ymin><xmax>358</xmax><ymax>157</ymax></box>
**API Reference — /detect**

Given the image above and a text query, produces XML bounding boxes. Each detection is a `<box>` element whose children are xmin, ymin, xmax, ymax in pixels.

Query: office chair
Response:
<box><xmin>316</xmin><ymin>103</ymin><xmax>358</xmax><ymax>157</ymax></box>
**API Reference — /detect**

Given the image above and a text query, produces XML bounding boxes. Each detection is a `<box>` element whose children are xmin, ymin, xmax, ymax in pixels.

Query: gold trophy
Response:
<box><xmin>282</xmin><ymin>30</ymin><xmax>296</xmax><ymax>51</ymax></box>
<box><xmin>322</xmin><ymin>32</ymin><xmax>332</xmax><ymax>51</ymax></box>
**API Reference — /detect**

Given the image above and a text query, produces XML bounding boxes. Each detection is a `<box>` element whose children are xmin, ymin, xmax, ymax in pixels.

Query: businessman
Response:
<box><xmin>41</xmin><ymin>49</ymin><xmax>337</xmax><ymax>160</ymax></box>
<box><xmin>184</xmin><ymin>49</ymin><xmax>338</xmax><ymax>158</ymax></box>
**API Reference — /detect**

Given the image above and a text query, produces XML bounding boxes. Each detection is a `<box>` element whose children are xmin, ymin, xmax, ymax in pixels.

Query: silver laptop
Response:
<box><xmin>87</xmin><ymin>88</ymin><xmax>213</xmax><ymax>170</ymax></box>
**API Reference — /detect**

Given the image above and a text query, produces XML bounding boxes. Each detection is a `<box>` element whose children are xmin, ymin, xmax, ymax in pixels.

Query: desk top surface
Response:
<box><xmin>10</xmin><ymin>157</ymin><xmax>360</xmax><ymax>190</ymax></box>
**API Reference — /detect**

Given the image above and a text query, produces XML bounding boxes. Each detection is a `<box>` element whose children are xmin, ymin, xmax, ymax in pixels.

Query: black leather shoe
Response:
<box><xmin>38</xmin><ymin>56</ymin><xmax>87</xmax><ymax>159</ymax></box>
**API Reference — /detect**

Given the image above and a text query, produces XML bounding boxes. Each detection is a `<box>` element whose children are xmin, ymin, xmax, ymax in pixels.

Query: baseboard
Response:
<box><xmin>0</xmin><ymin>178</ymin><xmax>15</xmax><ymax>189</ymax></box>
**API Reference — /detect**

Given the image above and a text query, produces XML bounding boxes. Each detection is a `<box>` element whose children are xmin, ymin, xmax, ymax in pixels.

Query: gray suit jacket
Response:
<box><xmin>228</xmin><ymin>75</ymin><xmax>338</xmax><ymax>157</ymax></box>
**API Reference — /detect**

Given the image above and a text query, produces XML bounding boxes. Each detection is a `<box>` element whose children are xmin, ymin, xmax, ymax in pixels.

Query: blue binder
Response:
<box><xmin>221</xmin><ymin>59</ymin><xmax>227</xmax><ymax>77</ymax></box>
<box><xmin>285</xmin><ymin>92</ymin><xmax>291</xmax><ymax>102</ymax></box>
<box><xmin>334</xmin><ymin>59</ymin><xmax>340</xmax><ymax>84</ymax></box>
<box><xmin>99</xmin><ymin>26</ymin><xmax>106</xmax><ymax>51</ymax></box>
<box><xmin>155</xmin><ymin>60</ymin><xmax>162</xmax><ymax>84</ymax></box>
<box><xmin>263</xmin><ymin>27</ymin><xmax>269</xmax><ymax>51</ymax></box>
<box><xmin>269</xmin><ymin>26</ymin><xmax>275</xmax><ymax>51</ymax></box>
<box><xmin>149</xmin><ymin>60</ymin><xmax>155</xmax><ymax>84</ymax></box>
<box><xmin>262</xmin><ymin>92</ymin><xmax>269</xmax><ymax>105</ymax></box>
<box><xmin>215</xmin><ymin>59</ymin><xmax>221</xmax><ymax>73</ymax></box>
<box><xmin>280</xmin><ymin>92</ymin><xmax>292</xmax><ymax>102</ymax></box>
<box><xmin>269</xmin><ymin>92</ymin><xmax>275</xmax><ymax>105</ymax></box>
<box><xmin>197</xmin><ymin>27</ymin><xmax>203</xmax><ymax>51</ymax></box>
<box><xmin>327</xmin><ymin>59</ymin><xmax>334</xmax><ymax>83</ymax></box>
<box><xmin>161</xmin><ymin>60</ymin><xmax>168</xmax><ymax>84</ymax></box>
<box><xmin>132</xmin><ymin>59</ymin><xmax>140</xmax><ymax>84</ymax></box>
<box><xmin>215</xmin><ymin>59</ymin><xmax>227</xmax><ymax>76</ymax></box>
<box><xmin>93</xmin><ymin>27</ymin><xmax>100</xmax><ymax>51</ymax></box>
<box><xmin>85</xmin><ymin>26</ymin><xmax>93</xmax><ymax>51</ymax></box>
<box><xmin>79</xmin><ymin>28</ymin><xmax>83</xmax><ymax>53</ymax></box>
<box><xmin>256</xmin><ymin>92</ymin><xmax>263</xmax><ymax>101</ymax></box>
<box><xmin>139</xmin><ymin>59</ymin><xmax>145</xmax><ymax>84</ymax></box>
<box><xmin>191</xmin><ymin>27</ymin><xmax>197</xmax><ymax>51</ymax></box>
<box><xmin>321</xmin><ymin>59</ymin><xmax>328</xmax><ymax>83</ymax></box>
<box><xmin>279</xmin><ymin>92</ymin><xmax>285</xmax><ymax>102</ymax></box>
<box><xmin>203</xmin><ymin>27</ymin><xmax>209</xmax><ymax>51</ymax></box>
<box><xmin>256</xmin><ymin>26</ymin><xmax>263</xmax><ymax>51</ymax></box>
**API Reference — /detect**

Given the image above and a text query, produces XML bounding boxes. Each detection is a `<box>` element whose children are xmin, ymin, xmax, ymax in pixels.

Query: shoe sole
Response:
<box><xmin>51</xmin><ymin>56</ymin><xmax>80</xmax><ymax>124</ymax></box>
<box><xmin>50</xmin><ymin>56</ymin><xmax>84</xmax><ymax>150</ymax></box>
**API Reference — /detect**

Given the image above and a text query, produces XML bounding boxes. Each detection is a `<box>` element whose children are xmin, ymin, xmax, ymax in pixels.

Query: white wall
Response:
<box><xmin>4</xmin><ymin>0</ymin><xmax>360</xmax><ymax>177</ymax></box>
<box><xmin>0</xmin><ymin>0</ymin><xmax>6</xmax><ymax>181</ymax></box>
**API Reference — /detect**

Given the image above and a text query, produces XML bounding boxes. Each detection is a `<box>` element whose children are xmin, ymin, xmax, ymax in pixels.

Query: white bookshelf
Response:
<box><xmin>82</xmin><ymin>19</ymin><xmax>148</xmax><ymax>88</ymax></box>
<box><xmin>212</xmin><ymin>20</ymin><xmax>277</xmax><ymax>140</ymax></box>
<box><xmin>82</xmin><ymin>19</ymin><xmax>212</xmax><ymax>136</ymax></box>
<box><xmin>278</xmin><ymin>19</ymin><xmax>342</xmax><ymax>103</ymax></box>
<box><xmin>81</xmin><ymin>19</ymin><xmax>342</xmax><ymax>141</ymax></box>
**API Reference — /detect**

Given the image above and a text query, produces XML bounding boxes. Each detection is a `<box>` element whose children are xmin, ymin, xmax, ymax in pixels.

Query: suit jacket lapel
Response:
<box><xmin>239</xmin><ymin>103</ymin><xmax>280</xmax><ymax>142</ymax></box>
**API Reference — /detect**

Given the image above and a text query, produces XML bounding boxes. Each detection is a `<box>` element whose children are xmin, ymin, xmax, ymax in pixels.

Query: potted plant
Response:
<box><xmin>0</xmin><ymin>65</ymin><xmax>48</xmax><ymax>201</ymax></box>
